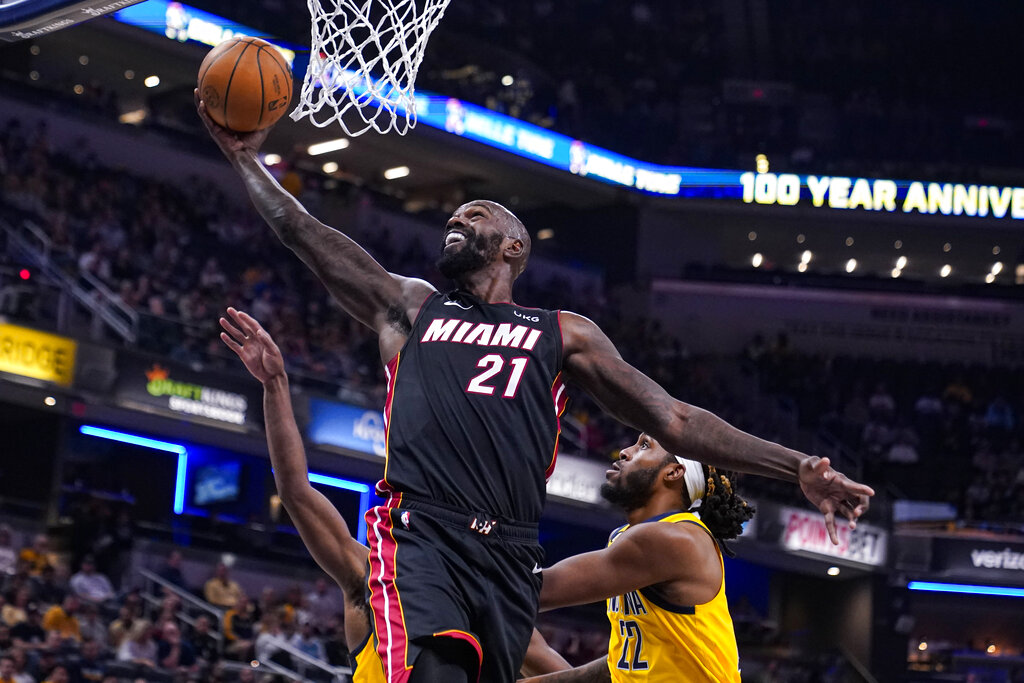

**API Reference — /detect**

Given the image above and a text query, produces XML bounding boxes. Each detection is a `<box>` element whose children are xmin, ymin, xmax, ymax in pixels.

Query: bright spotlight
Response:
<box><xmin>896</xmin><ymin>256</ymin><xmax>907</xmax><ymax>270</ymax></box>
<box><xmin>751</xmin><ymin>253</ymin><xmax>763</xmax><ymax>268</ymax></box>
<box><xmin>801</xmin><ymin>250</ymin><xmax>812</xmax><ymax>264</ymax></box>
<box><xmin>262</xmin><ymin>154</ymin><xmax>282</xmax><ymax>166</ymax></box>
<box><xmin>383</xmin><ymin>166</ymin><xmax>410</xmax><ymax>180</ymax></box>
<box><xmin>144</xmin><ymin>75</ymin><xmax>160</xmax><ymax>88</ymax></box>
<box><xmin>827</xmin><ymin>566</ymin><xmax>840</xmax><ymax>576</ymax></box>
<box><xmin>501</xmin><ymin>74</ymin><xmax>514</xmax><ymax>86</ymax></box>
<box><xmin>940</xmin><ymin>264</ymin><xmax>952</xmax><ymax>278</ymax></box>
<box><xmin>992</xmin><ymin>261</ymin><xmax>1003</xmax><ymax>274</ymax></box>
<box><xmin>307</xmin><ymin>138</ymin><xmax>349</xmax><ymax>155</ymax></box>
<box><xmin>845</xmin><ymin>258</ymin><xmax>857</xmax><ymax>273</ymax></box>
<box><xmin>322</xmin><ymin>161</ymin><xmax>339</xmax><ymax>174</ymax></box>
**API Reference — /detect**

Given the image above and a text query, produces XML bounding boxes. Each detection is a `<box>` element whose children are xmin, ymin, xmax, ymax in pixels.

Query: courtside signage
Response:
<box><xmin>307</xmin><ymin>398</ymin><xmax>386</xmax><ymax>457</ymax></box>
<box><xmin>779</xmin><ymin>506</ymin><xmax>887</xmax><ymax>567</ymax></box>
<box><xmin>0</xmin><ymin>323</ymin><xmax>76</xmax><ymax>386</ymax></box>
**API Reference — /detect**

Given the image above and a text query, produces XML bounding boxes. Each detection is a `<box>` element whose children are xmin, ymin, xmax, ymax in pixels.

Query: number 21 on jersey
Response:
<box><xmin>466</xmin><ymin>354</ymin><xmax>529</xmax><ymax>398</ymax></box>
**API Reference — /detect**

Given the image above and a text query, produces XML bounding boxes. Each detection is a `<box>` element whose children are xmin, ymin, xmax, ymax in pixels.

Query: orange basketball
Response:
<box><xmin>198</xmin><ymin>36</ymin><xmax>293</xmax><ymax>132</ymax></box>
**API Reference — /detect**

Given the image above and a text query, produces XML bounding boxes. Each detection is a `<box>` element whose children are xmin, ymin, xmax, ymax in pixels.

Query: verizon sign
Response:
<box><xmin>780</xmin><ymin>507</ymin><xmax>887</xmax><ymax>567</ymax></box>
<box><xmin>971</xmin><ymin>547</ymin><xmax>1024</xmax><ymax>570</ymax></box>
<box><xmin>932</xmin><ymin>538</ymin><xmax>1024</xmax><ymax>584</ymax></box>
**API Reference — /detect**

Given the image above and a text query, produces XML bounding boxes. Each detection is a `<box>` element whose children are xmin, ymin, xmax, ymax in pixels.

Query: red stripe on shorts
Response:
<box><xmin>366</xmin><ymin>494</ymin><xmax>410</xmax><ymax>683</ymax></box>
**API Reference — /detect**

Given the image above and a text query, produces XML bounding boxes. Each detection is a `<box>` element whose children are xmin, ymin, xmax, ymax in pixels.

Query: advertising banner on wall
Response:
<box><xmin>545</xmin><ymin>455</ymin><xmax>610</xmax><ymax>505</ymax></box>
<box><xmin>0</xmin><ymin>322</ymin><xmax>77</xmax><ymax>387</ymax></box>
<box><xmin>307</xmin><ymin>398</ymin><xmax>387</xmax><ymax>457</ymax></box>
<box><xmin>931</xmin><ymin>538</ymin><xmax>1024</xmax><ymax>586</ymax></box>
<box><xmin>762</xmin><ymin>503</ymin><xmax>888</xmax><ymax>567</ymax></box>
<box><xmin>113</xmin><ymin>351</ymin><xmax>260</xmax><ymax>428</ymax></box>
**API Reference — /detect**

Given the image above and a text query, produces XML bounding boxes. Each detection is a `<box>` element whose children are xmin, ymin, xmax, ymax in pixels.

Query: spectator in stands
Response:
<box><xmin>18</xmin><ymin>535</ymin><xmax>54</xmax><ymax>576</ymax></box>
<box><xmin>154</xmin><ymin>595</ymin><xmax>181</xmax><ymax>629</ymax></box>
<box><xmin>303</xmin><ymin>579</ymin><xmax>335</xmax><ymax>632</ymax></box>
<box><xmin>69</xmin><ymin>557</ymin><xmax>115</xmax><ymax>608</ymax></box>
<box><xmin>868</xmin><ymin>382</ymin><xmax>896</xmax><ymax>421</ymax></box>
<box><xmin>2</xmin><ymin>588</ymin><xmax>30</xmax><ymax>627</ymax></box>
<box><xmin>6</xmin><ymin>648</ymin><xmax>32</xmax><ymax>683</ymax></box>
<box><xmin>42</xmin><ymin>595</ymin><xmax>80</xmax><ymax>644</ymax></box>
<box><xmin>156</xmin><ymin>621</ymin><xmax>198</xmax><ymax>677</ymax></box>
<box><xmin>32</xmin><ymin>566</ymin><xmax>68</xmax><ymax>606</ymax></box>
<box><xmin>72</xmin><ymin>638</ymin><xmax>110</xmax><ymax>682</ymax></box>
<box><xmin>0</xmin><ymin>623</ymin><xmax>11</xmax><ymax>652</ymax></box>
<box><xmin>253</xmin><ymin>612</ymin><xmax>287</xmax><ymax>666</ymax></box>
<box><xmin>203</xmin><ymin>563</ymin><xmax>244</xmax><ymax>610</ymax></box>
<box><xmin>187</xmin><ymin>614</ymin><xmax>218</xmax><ymax>666</ymax></box>
<box><xmin>154</xmin><ymin>551</ymin><xmax>186</xmax><ymax>591</ymax></box>
<box><xmin>0</xmin><ymin>655</ymin><xmax>14</xmax><ymax>683</ymax></box>
<box><xmin>222</xmin><ymin>595</ymin><xmax>255</xmax><ymax>660</ymax></box>
<box><xmin>40</xmin><ymin>665</ymin><xmax>69</xmax><ymax>683</ymax></box>
<box><xmin>289</xmin><ymin>620</ymin><xmax>325</xmax><ymax>662</ymax></box>
<box><xmin>77</xmin><ymin>603</ymin><xmax>107</xmax><ymax>646</ymax></box>
<box><xmin>107</xmin><ymin>605</ymin><xmax>144</xmax><ymax>650</ymax></box>
<box><xmin>116</xmin><ymin>624</ymin><xmax>158</xmax><ymax>672</ymax></box>
<box><xmin>10</xmin><ymin>604</ymin><xmax>45</xmax><ymax>652</ymax></box>
<box><xmin>0</xmin><ymin>526</ymin><xmax>16</xmax><ymax>576</ymax></box>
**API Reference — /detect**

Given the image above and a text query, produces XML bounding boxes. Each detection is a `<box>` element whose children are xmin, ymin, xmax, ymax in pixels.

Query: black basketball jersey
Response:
<box><xmin>379</xmin><ymin>290</ymin><xmax>568</xmax><ymax>523</ymax></box>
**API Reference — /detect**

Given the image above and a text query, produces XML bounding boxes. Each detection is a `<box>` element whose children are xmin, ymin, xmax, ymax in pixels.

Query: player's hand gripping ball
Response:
<box><xmin>197</xmin><ymin>36</ymin><xmax>293</xmax><ymax>132</ymax></box>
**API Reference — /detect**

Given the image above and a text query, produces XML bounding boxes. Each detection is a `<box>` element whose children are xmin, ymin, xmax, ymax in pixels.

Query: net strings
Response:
<box><xmin>291</xmin><ymin>0</ymin><xmax>452</xmax><ymax>136</ymax></box>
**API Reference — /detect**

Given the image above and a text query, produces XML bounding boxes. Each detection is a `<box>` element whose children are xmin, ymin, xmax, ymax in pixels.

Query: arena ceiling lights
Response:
<box><xmin>307</xmin><ymin>138</ymin><xmax>350</xmax><ymax>155</ymax></box>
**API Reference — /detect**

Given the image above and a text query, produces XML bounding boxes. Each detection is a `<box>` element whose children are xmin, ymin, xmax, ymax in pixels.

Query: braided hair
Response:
<box><xmin>680</xmin><ymin>462</ymin><xmax>755</xmax><ymax>552</ymax></box>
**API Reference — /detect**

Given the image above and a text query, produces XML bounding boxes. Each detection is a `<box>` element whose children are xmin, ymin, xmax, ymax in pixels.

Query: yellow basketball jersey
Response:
<box><xmin>605</xmin><ymin>511</ymin><xmax>741</xmax><ymax>682</ymax></box>
<box><xmin>351</xmin><ymin>633</ymin><xmax>387</xmax><ymax>683</ymax></box>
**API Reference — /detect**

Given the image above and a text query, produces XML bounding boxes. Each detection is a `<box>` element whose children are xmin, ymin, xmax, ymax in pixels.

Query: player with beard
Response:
<box><xmin>218</xmin><ymin>308</ymin><xmax>570</xmax><ymax>681</ymax></box>
<box><xmin>197</xmin><ymin>93</ymin><xmax>873</xmax><ymax>683</ymax></box>
<box><xmin>526</xmin><ymin>433</ymin><xmax>754</xmax><ymax>682</ymax></box>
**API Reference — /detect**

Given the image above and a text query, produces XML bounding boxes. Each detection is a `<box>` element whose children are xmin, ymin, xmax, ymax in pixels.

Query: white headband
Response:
<box><xmin>675</xmin><ymin>456</ymin><xmax>707</xmax><ymax>509</ymax></box>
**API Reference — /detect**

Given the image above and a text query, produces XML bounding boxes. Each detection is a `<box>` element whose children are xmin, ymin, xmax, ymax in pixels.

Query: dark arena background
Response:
<box><xmin>1</xmin><ymin>0</ymin><xmax>1024</xmax><ymax>681</ymax></box>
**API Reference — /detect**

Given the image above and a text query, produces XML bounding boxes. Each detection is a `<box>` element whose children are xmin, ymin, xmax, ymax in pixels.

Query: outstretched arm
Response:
<box><xmin>197</xmin><ymin>91</ymin><xmax>433</xmax><ymax>334</ymax></box>
<box><xmin>521</xmin><ymin>658</ymin><xmax>610</xmax><ymax>683</ymax></box>
<box><xmin>560</xmin><ymin>311</ymin><xmax>873</xmax><ymax>544</ymax></box>
<box><xmin>220</xmin><ymin>308</ymin><xmax>367</xmax><ymax>603</ymax></box>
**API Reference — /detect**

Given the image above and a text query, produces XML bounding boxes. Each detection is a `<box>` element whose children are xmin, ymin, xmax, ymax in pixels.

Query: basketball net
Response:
<box><xmin>290</xmin><ymin>0</ymin><xmax>452</xmax><ymax>136</ymax></box>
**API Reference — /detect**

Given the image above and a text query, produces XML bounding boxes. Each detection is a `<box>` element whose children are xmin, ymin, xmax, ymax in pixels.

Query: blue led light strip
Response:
<box><xmin>80</xmin><ymin>425</ymin><xmax>371</xmax><ymax>542</ymax></box>
<box><xmin>907</xmin><ymin>581</ymin><xmax>1024</xmax><ymax>598</ymax></box>
<box><xmin>80</xmin><ymin>425</ymin><xmax>187</xmax><ymax>514</ymax></box>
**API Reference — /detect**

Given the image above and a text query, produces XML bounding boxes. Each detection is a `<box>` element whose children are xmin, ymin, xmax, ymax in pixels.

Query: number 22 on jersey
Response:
<box><xmin>617</xmin><ymin>619</ymin><xmax>648</xmax><ymax>671</ymax></box>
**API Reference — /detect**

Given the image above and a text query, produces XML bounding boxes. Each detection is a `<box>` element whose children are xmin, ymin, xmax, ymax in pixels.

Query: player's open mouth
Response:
<box><xmin>606</xmin><ymin>462</ymin><xmax>621</xmax><ymax>478</ymax></box>
<box><xmin>443</xmin><ymin>230</ymin><xmax>469</xmax><ymax>248</ymax></box>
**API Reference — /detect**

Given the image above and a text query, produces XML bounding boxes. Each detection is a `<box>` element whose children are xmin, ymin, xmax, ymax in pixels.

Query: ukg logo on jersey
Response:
<box><xmin>145</xmin><ymin>364</ymin><xmax>248</xmax><ymax>425</ymax></box>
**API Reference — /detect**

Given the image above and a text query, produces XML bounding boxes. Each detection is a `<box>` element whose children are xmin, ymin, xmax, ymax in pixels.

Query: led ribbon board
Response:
<box><xmin>112</xmin><ymin>0</ymin><xmax>295</xmax><ymax>66</ymax></box>
<box><xmin>110</xmin><ymin>4</ymin><xmax>1024</xmax><ymax>216</ymax></box>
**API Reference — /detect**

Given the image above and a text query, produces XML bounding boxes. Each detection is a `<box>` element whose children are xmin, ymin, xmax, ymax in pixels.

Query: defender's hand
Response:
<box><xmin>219</xmin><ymin>308</ymin><xmax>285</xmax><ymax>384</ymax></box>
<box><xmin>195</xmin><ymin>88</ymin><xmax>272</xmax><ymax>158</ymax></box>
<box><xmin>799</xmin><ymin>456</ymin><xmax>874</xmax><ymax>544</ymax></box>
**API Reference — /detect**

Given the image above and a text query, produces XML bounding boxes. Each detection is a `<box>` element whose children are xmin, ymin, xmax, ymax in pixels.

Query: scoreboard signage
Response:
<box><xmin>114</xmin><ymin>351</ymin><xmax>259</xmax><ymax>428</ymax></box>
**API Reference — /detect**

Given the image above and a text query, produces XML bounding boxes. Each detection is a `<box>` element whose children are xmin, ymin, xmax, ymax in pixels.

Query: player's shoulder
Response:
<box><xmin>621</xmin><ymin>515</ymin><xmax>714</xmax><ymax>557</ymax></box>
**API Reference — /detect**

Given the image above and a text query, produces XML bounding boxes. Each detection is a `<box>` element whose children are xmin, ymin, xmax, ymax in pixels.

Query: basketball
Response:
<box><xmin>197</xmin><ymin>36</ymin><xmax>293</xmax><ymax>133</ymax></box>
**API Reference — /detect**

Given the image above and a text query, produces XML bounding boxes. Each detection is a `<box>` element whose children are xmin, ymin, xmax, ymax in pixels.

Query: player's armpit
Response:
<box><xmin>520</xmin><ymin>629</ymin><xmax>571</xmax><ymax>677</ymax></box>
<box><xmin>520</xmin><ymin>657</ymin><xmax>611</xmax><ymax>682</ymax></box>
